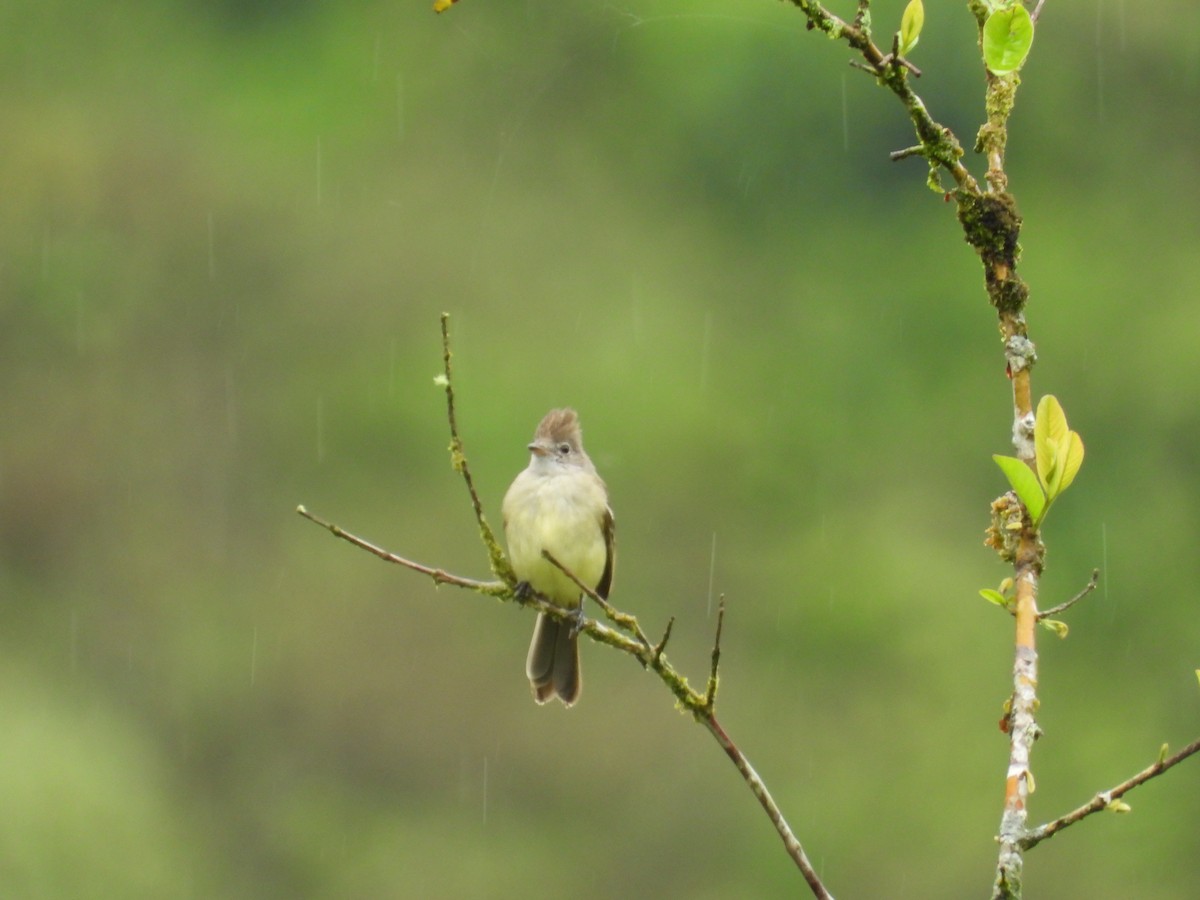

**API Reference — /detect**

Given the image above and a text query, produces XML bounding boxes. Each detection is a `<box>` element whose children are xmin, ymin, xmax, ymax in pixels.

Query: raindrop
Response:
<box><xmin>69</xmin><ymin>609</ymin><xmax>79</xmax><ymax>673</ymax></box>
<box><xmin>482</xmin><ymin>755</ymin><xmax>489</xmax><ymax>826</ymax></box>
<box><xmin>706</xmin><ymin>531</ymin><xmax>717</xmax><ymax>617</ymax></box>
<box><xmin>1094</xmin><ymin>2</ymin><xmax>1105</xmax><ymax>121</ymax></box>
<box><xmin>629</xmin><ymin>278</ymin><xmax>642</xmax><ymax>343</ymax></box>
<box><xmin>41</xmin><ymin>224</ymin><xmax>51</xmax><ymax>280</ymax></box>
<box><xmin>316</xmin><ymin>395</ymin><xmax>326</xmax><ymax>463</ymax></box>
<box><xmin>397</xmin><ymin>72</ymin><xmax>405</xmax><ymax>142</ymax></box>
<box><xmin>75</xmin><ymin>293</ymin><xmax>86</xmax><ymax>353</ymax></box>
<box><xmin>1102</xmin><ymin>521</ymin><xmax>1114</xmax><ymax>622</ymax></box>
<box><xmin>841</xmin><ymin>72</ymin><xmax>849</xmax><ymax>152</ymax></box>
<box><xmin>207</xmin><ymin>211</ymin><xmax>217</xmax><ymax>280</ymax></box>
<box><xmin>225</xmin><ymin>366</ymin><xmax>238</xmax><ymax>443</ymax></box>
<box><xmin>316</xmin><ymin>137</ymin><xmax>324</xmax><ymax>207</ymax></box>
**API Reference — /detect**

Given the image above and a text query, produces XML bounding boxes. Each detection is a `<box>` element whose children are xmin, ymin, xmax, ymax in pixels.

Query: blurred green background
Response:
<box><xmin>3</xmin><ymin>0</ymin><xmax>1199</xmax><ymax>896</ymax></box>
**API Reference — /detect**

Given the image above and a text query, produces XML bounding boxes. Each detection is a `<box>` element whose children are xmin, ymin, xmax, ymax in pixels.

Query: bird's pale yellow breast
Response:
<box><xmin>503</xmin><ymin>465</ymin><xmax>608</xmax><ymax>605</ymax></box>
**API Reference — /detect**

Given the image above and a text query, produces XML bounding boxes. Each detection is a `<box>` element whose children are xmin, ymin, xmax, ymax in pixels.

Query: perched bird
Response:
<box><xmin>502</xmin><ymin>408</ymin><xmax>614</xmax><ymax>707</ymax></box>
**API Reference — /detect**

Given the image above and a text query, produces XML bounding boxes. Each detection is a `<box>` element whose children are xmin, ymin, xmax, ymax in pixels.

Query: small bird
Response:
<box><xmin>502</xmin><ymin>409</ymin><xmax>615</xmax><ymax>707</ymax></box>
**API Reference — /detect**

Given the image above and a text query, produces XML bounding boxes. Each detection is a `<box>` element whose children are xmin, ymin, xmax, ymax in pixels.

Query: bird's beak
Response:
<box><xmin>528</xmin><ymin>442</ymin><xmax>550</xmax><ymax>457</ymax></box>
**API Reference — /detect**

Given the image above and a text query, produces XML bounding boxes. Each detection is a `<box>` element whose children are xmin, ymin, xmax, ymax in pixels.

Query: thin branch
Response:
<box><xmin>438</xmin><ymin>313</ymin><xmax>512</xmax><ymax>582</ymax></box>
<box><xmin>1038</xmin><ymin>569</ymin><xmax>1099</xmax><ymax>619</ymax></box>
<box><xmin>1031</xmin><ymin>0</ymin><xmax>1047</xmax><ymax>24</ymax></box>
<box><xmin>542</xmin><ymin>549</ymin><xmax>653</xmax><ymax>649</ymax></box>
<box><xmin>852</xmin><ymin>0</ymin><xmax>869</xmax><ymax>32</ymax></box>
<box><xmin>783</xmin><ymin>0</ymin><xmax>975</xmax><ymax>191</ymax></box>
<box><xmin>889</xmin><ymin>144</ymin><xmax>927</xmax><ymax>162</ymax></box>
<box><xmin>651</xmin><ymin>617</ymin><xmax>675</xmax><ymax>664</ymax></box>
<box><xmin>703</xmin><ymin>713</ymin><xmax>833</xmax><ymax>900</ymax></box>
<box><xmin>705</xmin><ymin>598</ymin><xmax>726</xmax><ymax>708</ymax></box>
<box><xmin>1021</xmin><ymin>737</ymin><xmax>1200</xmax><ymax>849</ymax></box>
<box><xmin>296</xmin><ymin>505</ymin><xmax>506</xmax><ymax>595</ymax></box>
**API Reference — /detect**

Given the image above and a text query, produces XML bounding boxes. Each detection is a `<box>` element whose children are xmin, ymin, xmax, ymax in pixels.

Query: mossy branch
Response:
<box><xmin>299</xmin><ymin>315</ymin><xmax>834</xmax><ymax>900</ymax></box>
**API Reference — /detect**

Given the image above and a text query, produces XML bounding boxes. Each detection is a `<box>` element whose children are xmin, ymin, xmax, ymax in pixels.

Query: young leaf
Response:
<box><xmin>1040</xmin><ymin>618</ymin><xmax>1069</xmax><ymax>639</ymax></box>
<box><xmin>1034</xmin><ymin>394</ymin><xmax>1085</xmax><ymax>502</ymax></box>
<box><xmin>993</xmin><ymin>455</ymin><xmax>1046</xmax><ymax>524</ymax></box>
<box><xmin>1058</xmin><ymin>430</ymin><xmax>1085</xmax><ymax>492</ymax></box>
<box><xmin>433</xmin><ymin>0</ymin><xmax>458</xmax><ymax>12</ymax></box>
<box><xmin>980</xmin><ymin>588</ymin><xmax>1009</xmax><ymax>608</ymax></box>
<box><xmin>899</xmin><ymin>0</ymin><xmax>925</xmax><ymax>57</ymax></box>
<box><xmin>1035</xmin><ymin>394</ymin><xmax>1067</xmax><ymax>496</ymax></box>
<box><xmin>983</xmin><ymin>4</ymin><xmax>1034</xmax><ymax>76</ymax></box>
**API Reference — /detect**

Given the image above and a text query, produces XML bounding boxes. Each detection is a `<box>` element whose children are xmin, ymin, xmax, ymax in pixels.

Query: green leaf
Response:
<box><xmin>1035</xmin><ymin>394</ymin><xmax>1067</xmax><ymax>497</ymax></box>
<box><xmin>1040</xmin><ymin>618</ymin><xmax>1069</xmax><ymax>639</ymax></box>
<box><xmin>983</xmin><ymin>4</ymin><xmax>1034</xmax><ymax>75</ymax></box>
<box><xmin>1034</xmin><ymin>394</ymin><xmax>1085</xmax><ymax>502</ymax></box>
<box><xmin>993</xmin><ymin>455</ymin><xmax>1046</xmax><ymax>524</ymax></box>
<box><xmin>1106</xmin><ymin>798</ymin><xmax>1132</xmax><ymax>814</ymax></box>
<box><xmin>979</xmin><ymin>588</ymin><xmax>1009</xmax><ymax>608</ymax></box>
<box><xmin>1058</xmin><ymin>431</ymin><xmax>1085</xmax><ymax>492</ymax></box>
<box><xmin>898</xmin><ymin>0</ymin><xmax>925</xmax><ymax>57</ymax></box>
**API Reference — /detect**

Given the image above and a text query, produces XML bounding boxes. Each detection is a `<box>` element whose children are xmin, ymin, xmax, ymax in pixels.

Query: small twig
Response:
<box><xmin>542</xmin><ymin>549</ymin><xmax>654</xmax><ymax>649</ymax></box>
<box><xmin>704</xmin><ymin>598</ymin><xmax>726</xmax><ymax>709</ymax></box>
<box><xmin>1038</xmin><ymin>569</ymin><xmax>1099</xmax><ymax>619</ymax></box>
<box><xmin>890</xmin><ymin>144</ymin><xmax>927</xmax><ymax>162</ymax></box>
<box><xmin>1021</xmin><ymin>737</ymin><xmax>1200</xmax><ymax>850</ymax></box>
<box><xmin>651</xmin><ymin>617</ymin><xmax>675</xmax><ymax>664</ymax></box>
<box><xmin>852</xmin><ymin>0</ymin><xmax>869</xmax><ymax>31</ymax></box>
<box><xmin>438</xmin><ymin>313</ymin><xmax>511</xmax><ymax>581</ymax></box>
<box><xmin>1031</xmin><ymin>0</ymin><xmax>1047</xmax><ymax>24</ymax></box>
<box><xmin>296</xmin><ymin>505</ymin><xmax>506</xmax><ymax>595</ymax></box>
<box><xmin>878</xmin><ymin>31</ymin><xmax>923</xmax><ymax>77</ymax></box>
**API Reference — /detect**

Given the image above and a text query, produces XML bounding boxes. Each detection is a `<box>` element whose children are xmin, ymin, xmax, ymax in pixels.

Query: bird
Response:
<box><xmin>502</xmin><ymin>408</ymin><xmax>614</xmax><ymax>706</ymax></box>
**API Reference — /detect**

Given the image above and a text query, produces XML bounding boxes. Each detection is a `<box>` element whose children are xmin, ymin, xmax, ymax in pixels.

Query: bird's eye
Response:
<box><xmin>557</xmin><ymin>442</ymin><xmax>572</xmax><ymax>455</ymax></box>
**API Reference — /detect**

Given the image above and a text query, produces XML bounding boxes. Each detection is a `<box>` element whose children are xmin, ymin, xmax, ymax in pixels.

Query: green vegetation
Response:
<box><xmin>2</xmin><ymin>1</ymin><xmax>1197</xmax><ymax>896</ymax></box>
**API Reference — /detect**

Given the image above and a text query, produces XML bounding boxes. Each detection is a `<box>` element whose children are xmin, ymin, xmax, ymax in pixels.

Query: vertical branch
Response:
<box><xmin>954</xmin><ymin>13</ymin><xmax>1047</xmax><ymax>899</ymax></box>
<box><xmin>993</xmin><ymin>529</ymin><xmax>1043</xmax><ymax>899</ymax></box>
<box><xmin>439</xmin><ymin>313</ymin><xmax>514</xmax><ymax>582</ymax></box>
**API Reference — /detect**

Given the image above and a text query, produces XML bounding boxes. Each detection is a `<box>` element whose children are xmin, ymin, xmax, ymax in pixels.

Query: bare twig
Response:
<box><xmin>541</xmin><ymin>549</ymin><xmax>653</xmax><ymax>649</ymax></box>
<box><xmin>438</xmin><ymin>313</ymin><xmax>512</xmax><ymax>582</ymax></box>
<box><xmin>1031</xmin><ymin>0</ymin><xmax>1047</xmax><ymax>24</ymax></box>
<box><xmin>1038</xmin><ymin>569</ymin><xmax>1099</xmax><ymax>619</ymax></box>
<box><xmin>296</xmin><ymin>505</ymin><xmax>506</xmax><ymax>595</ymax></box>
<box><xmin>703</xmin><ymin>713</ymin><xmax>833</xmax><ymax>900</ymax></box>
<box><xmin>705</xmin><ymin>598</ymin><xmax>725</xmax><ymax>708</ymax></box>
<box><xmin>1021</xmin><ymin>737</ymin><xmax>1200</xmax><ymax>849</ymax></box>
<box><xmin>651</xmin><ymin>617</ymin><xmax>674</xmax><ymax>663</ymax></box>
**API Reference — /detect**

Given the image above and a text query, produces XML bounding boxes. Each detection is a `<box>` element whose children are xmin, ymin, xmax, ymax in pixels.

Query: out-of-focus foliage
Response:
<box><xmin>2</xmin><ymin>1</ymin><xmax>1199</xmax><ymax>897</ymax></box>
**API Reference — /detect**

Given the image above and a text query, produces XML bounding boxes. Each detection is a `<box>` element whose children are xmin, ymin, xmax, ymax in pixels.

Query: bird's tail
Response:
<box><xmin>525</xmin><ymin>612</ymin><xmax>581</xmax><ymax>707</ymax></box>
